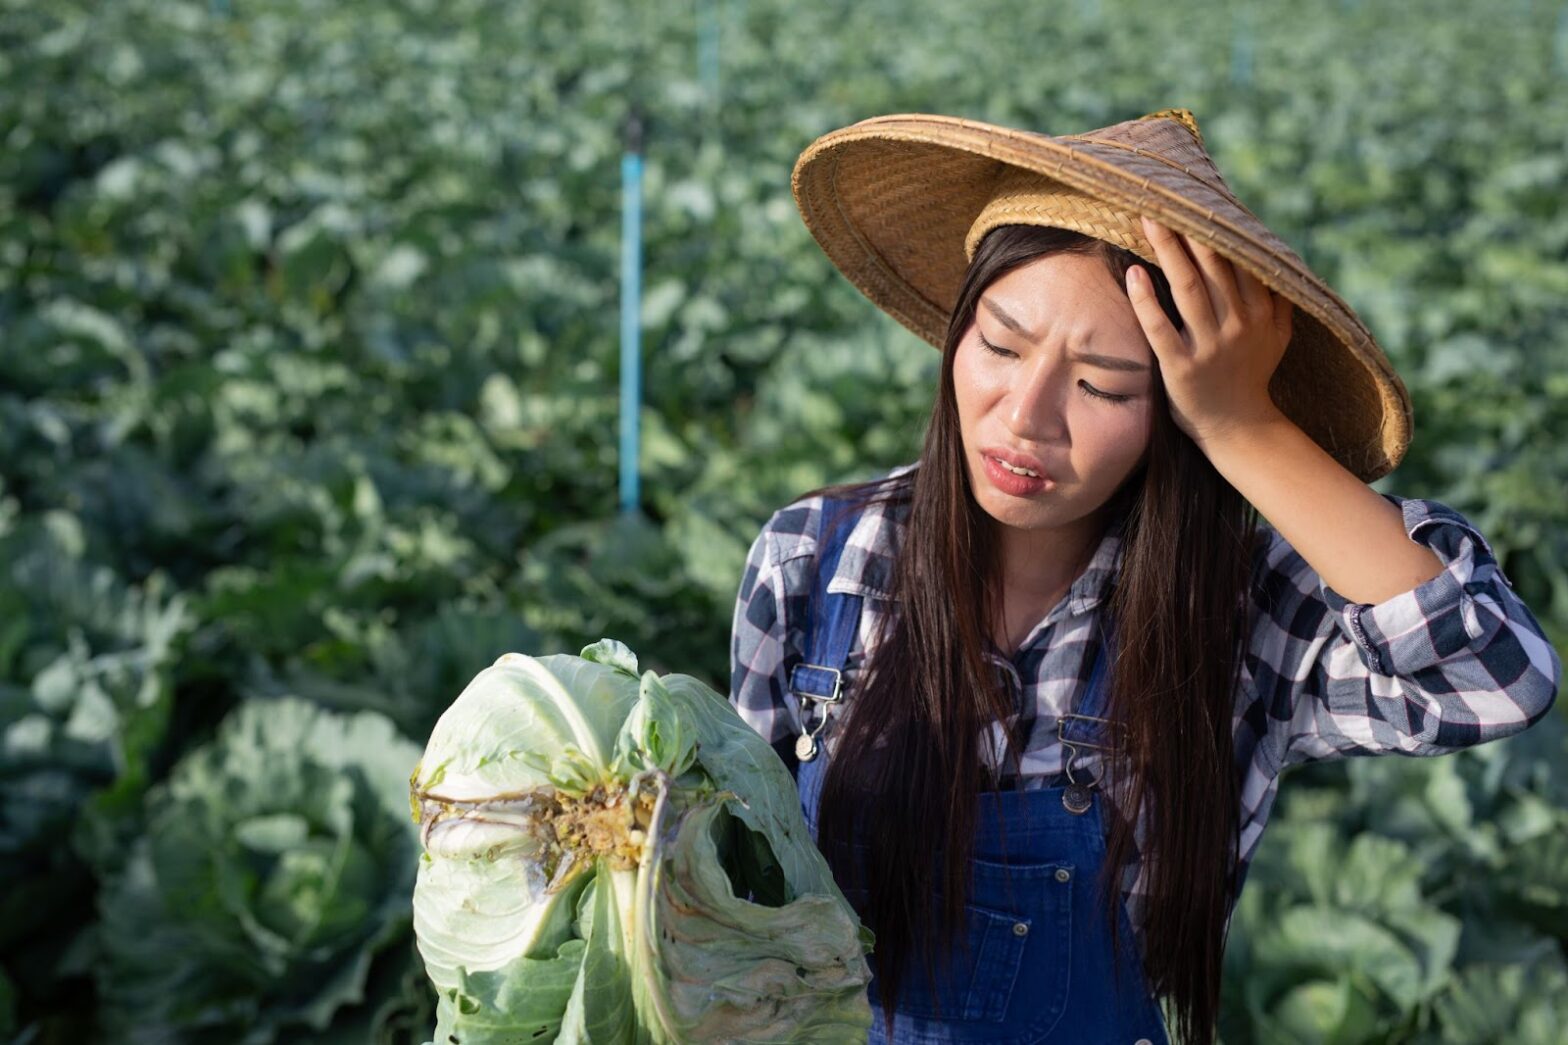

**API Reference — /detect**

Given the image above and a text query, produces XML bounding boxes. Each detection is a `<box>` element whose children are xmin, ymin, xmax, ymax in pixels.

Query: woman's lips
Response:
<box><xmin>983</xmin><ymin>453</ymin><xmax>1054</xmax><ymax>497</ymax></box>
<box><xmin>982</xmin><ymin>446</ymin><xmax>1051</xmax><ymax>477</ymax></box>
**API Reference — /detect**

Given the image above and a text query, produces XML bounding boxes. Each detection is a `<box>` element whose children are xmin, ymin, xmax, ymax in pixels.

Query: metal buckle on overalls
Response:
<box><xmin>789</xmin><ymin>664</ymin><xmax>843</xmax><ymax>762</ymax></box>
<box><xmin>1055</xmin><ymin>713</ymin><xmax>1120</xmax><ymax>750</ymax></box>
<box><xmin>1057</xmin><ymin>714</ymin><xmax>1120</xmax><ymax>815</ymax></box>
<box><xmin>789</xmin><ymin>664</ymin><xmax>844</xmax><ymax>705</ymax></box>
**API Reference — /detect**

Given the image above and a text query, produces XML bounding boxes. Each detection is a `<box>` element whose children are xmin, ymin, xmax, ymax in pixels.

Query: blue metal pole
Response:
<box><xmin>619</xmin><ymin>113</ymin><xmax>645</xmax><ymax>515</ymax></box>
<box><xmin>1230</xmin><ymin>7</ymin><xmax>1255</xmax><ymax>87</ymax></box>
<box><xmin>1556</xmin><ymin>2</ymin><xmax>1568</xmax><ymax>76</ymax></box>
<box><xmin>698</xmin><ymin>0</ymin><xmax>721</xmax><ymax>104</ymax></box>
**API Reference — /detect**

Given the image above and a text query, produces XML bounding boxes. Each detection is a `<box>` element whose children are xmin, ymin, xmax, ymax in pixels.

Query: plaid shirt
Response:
<box><xmin>728</xmin><ymin>462</ymin><xmax>1562</xmax><ymax>950</ymax></box>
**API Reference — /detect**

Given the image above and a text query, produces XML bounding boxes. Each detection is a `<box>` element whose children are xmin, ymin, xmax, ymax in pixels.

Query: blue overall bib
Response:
<box><xmin>789</xmin><ymin>497</ymin><xmax>1170</xmax><ymax>1044</ymax></box>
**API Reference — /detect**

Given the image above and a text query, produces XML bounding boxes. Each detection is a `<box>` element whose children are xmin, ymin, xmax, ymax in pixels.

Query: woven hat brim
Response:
<box><xmin>791</xmin><ymin>113</ymin><xmax>1412</xmax><ymax>483</ymax></box>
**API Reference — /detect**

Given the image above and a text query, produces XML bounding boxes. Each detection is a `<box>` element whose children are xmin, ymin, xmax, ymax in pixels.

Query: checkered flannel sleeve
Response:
<box><xmin>728</xmin><ymin>509</ymin><xmax>807</xmax><ymax>754</ymax></box>
<box><xmin>1249</xmin><ymin>494</ymin><xmax>1561</xmax><ymax>770</ymax></box>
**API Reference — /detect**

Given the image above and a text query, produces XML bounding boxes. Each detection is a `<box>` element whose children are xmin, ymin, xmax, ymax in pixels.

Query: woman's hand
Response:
<box><xmin>1126</xmin><ymin>215</ymin><xmax>1444</xmax><ymax>603</ymax></box>
<box><xmin>1125</xmin><ymin>214</ymin><xmax>1294</xmax><ymax>450</ymax></box>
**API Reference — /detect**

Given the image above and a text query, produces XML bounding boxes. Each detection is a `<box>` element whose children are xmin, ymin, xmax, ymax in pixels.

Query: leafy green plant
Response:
<box><xmin>1219</xmin><ymin>711</ymin><xmax>1568</xmax><ymax>1043</ymax></box>
<box><xmin>93</xmin><ymin>698</ymin><xmax>423</xmax><ymax>1044</ymax></box>
<box><xmin>0</xmin><ymin>0</ymin><xmax>1563</xmax><ymax>1039</ymax></box>
<box><xmin>0</xmin><ymin>508</ymin><xmax>193</xmax><ymax>1035</ymax></box>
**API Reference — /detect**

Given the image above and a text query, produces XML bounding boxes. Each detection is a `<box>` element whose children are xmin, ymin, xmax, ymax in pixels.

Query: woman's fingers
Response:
<box><xmin>1139</xmin><ymin>215</ymin><xmax>1215</xmax><ymax>349</ymax></box>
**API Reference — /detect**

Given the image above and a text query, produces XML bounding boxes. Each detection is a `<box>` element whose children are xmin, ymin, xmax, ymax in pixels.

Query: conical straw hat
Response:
<box><xmin>791</xmin><ymin>108</ymin><xmax>1412</xmax><ymax>482</ymax></box>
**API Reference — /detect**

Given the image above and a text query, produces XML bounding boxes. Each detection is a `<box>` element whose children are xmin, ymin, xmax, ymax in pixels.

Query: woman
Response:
<box><xmin>728</xmin><ymin>109</ymin><xmax>1561</xmax><ymax>1045</ymax></box>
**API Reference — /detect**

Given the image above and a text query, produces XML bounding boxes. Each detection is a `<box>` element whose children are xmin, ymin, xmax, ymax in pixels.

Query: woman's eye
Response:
<box><xmin>978</xmin><ymin>331</ymin><xmax>1132</xmax><ymax>404</ymax></box>
<box><xmin>977</xmin><ymin>332</ymin><xmax>1014</xmax><ymax>358</ymax></box>
<box><xmin>1079</xmin><ymin>382</ymin><xmax>1133</xmax><ymax>404</ymax></box>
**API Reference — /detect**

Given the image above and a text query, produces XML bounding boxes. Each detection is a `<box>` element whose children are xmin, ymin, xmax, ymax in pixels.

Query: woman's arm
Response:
<box><xmin>1200</xmin><ymin>412</ymin><xmax>1444</xmax><ymax>605</ymax></box>
<box><xmin>1245</xmin><ymin>493</ymin><xmax>1559</xmax><ymax>768</ymax></box>
<box><xmin>1126</xmin><ymin>215</ymin><xmax>1560</xmax><ymax>767</ymax></box>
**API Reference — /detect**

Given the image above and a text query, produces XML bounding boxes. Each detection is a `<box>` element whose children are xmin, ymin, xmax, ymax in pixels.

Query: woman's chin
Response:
<box><xmin>977</xmin><ymin>494</ymin><xmax>1055</xmax><ymax>531</ymax></box>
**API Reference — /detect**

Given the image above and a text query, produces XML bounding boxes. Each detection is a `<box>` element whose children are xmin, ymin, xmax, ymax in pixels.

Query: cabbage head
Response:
<box><xmin>96</xmin><ymin>696</ymin><xmax>424</xmax><ymax>1044</ymax></box>
<box><xmin>410</xmin><ymin>639</ymin><xmax>873</xmax><ymax>1043</ymax></box>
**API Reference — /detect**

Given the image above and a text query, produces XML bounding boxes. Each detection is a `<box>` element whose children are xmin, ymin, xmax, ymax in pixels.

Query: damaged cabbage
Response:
<box><xmin>410</xmin><ymin>639</ymin><xmax>873</xmax><ymax>1043</ymax></box>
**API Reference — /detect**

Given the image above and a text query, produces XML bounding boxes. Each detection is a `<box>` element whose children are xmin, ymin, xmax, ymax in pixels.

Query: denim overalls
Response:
<box><xmin>789</xmin><ymin>497</ymin><xmax>1170</xmax><ymax>1044</ymax></box>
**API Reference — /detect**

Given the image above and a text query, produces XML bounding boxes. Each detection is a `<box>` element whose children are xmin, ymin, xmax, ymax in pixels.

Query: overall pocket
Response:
<box><xmin>872</xmin><ymin>901</ymin><xmax>1034</xmax><ymax>1022</ymax></box>
<box><xmin>844</xmin><ymin>857</ymin><xmax>1074</xmax><ymax>1031</ymax></box>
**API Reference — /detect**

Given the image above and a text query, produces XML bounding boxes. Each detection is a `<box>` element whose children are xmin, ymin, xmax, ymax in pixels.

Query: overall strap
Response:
<box><xmin>1056</xmin><ymin>618</ymin><xmax>1121</xmax><ymax>812</ymax></box>
<box><xmin>787</xmin><ymin>495</ymin><xmax>863</xmax><ymax>787</ymax></box>
<box><xmin>1060</xmin><ymin>627</ymin><xmax>1113</xmax><ymax>741</ymax></box>
<box><xmin>791</xmin><ymin>496</ymin><xmax>862</xmax><ymax>703</ymax></box>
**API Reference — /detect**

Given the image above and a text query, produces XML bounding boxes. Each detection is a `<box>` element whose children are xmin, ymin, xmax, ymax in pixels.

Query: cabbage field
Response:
<box><xmin>2</xmin><ymin>0</ymin><xmax>1565</xmax><ymax>1041</ymax></box>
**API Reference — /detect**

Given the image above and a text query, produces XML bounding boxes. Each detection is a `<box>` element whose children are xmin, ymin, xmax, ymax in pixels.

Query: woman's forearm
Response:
<box><xmin>1197</xmin><ymin>408</ymin><xmax>1444</xmax><ymax>605</ymax></box>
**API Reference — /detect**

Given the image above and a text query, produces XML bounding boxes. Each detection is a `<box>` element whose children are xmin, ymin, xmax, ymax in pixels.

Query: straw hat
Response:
<box><xmin>791</xmin><ymin>108</ymin><xmax>1412</xmax><ymax>482</ymax></box>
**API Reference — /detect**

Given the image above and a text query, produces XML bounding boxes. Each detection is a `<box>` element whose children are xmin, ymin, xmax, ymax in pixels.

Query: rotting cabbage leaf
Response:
<box><xmin>410</xmin><ymin>639</ymin><xmax>873</xmax><ymax>1044</ymax></box>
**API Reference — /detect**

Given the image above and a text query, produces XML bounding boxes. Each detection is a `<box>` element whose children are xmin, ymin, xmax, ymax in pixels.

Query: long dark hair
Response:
<box><xmin>808</xmin><ymin>224</ymin><xmax>1260</xmax><ymax>1044</ymax></box>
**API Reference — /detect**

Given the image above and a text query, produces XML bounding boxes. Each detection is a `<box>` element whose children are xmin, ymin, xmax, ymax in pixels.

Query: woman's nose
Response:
<box><xmin>1004</xmin><ymin>358</ymin><xmax>1068</xmax><ymax>440</ymax></box>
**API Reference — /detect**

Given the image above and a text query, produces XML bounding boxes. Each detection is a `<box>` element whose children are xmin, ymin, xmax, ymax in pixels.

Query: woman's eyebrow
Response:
<box><xmin>980</xmin><ymin>296</ymin><xmax>1151</xmax><ymax>373</ymax></box>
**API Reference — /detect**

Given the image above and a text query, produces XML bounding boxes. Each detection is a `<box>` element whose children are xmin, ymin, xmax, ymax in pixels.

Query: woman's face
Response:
<box><xmin>954</xmin><ymin>252</ymin><xmax>1157</xmax><ymax>539</ymax></box>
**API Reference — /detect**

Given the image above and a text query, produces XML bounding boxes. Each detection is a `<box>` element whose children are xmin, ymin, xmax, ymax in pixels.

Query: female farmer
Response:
<box><xmin>727</xmin><ymin>109</ymin><xmax>1561</xmax><ymax>1045</ymax></box>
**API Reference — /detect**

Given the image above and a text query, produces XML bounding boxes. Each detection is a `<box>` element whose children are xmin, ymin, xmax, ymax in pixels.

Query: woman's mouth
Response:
<box><xmin>983</xmin><ymin>454</ymin><xmax>1054</xmax><ymax>497</ymax></box>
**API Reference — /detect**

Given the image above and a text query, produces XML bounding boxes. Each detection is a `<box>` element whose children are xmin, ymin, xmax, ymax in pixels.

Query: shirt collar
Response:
<box><xmin>822</xmin><ymin>462</ymin><xmax>1126</xmax><ymax>622</ymax></box>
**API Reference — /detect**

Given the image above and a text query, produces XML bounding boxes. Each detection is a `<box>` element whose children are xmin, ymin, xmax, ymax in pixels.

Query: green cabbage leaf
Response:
<box><xmin>410</xmin><ymin>639</ymin><xmax>872</xmax><ymax>1043</ymax></box>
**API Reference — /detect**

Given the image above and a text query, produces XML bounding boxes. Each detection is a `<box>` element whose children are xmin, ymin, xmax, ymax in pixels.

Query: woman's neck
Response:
<box><xmin>991</xmin><ymin>510</ymin><xmax>1107</xmax><ymax>654</ymax></box>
